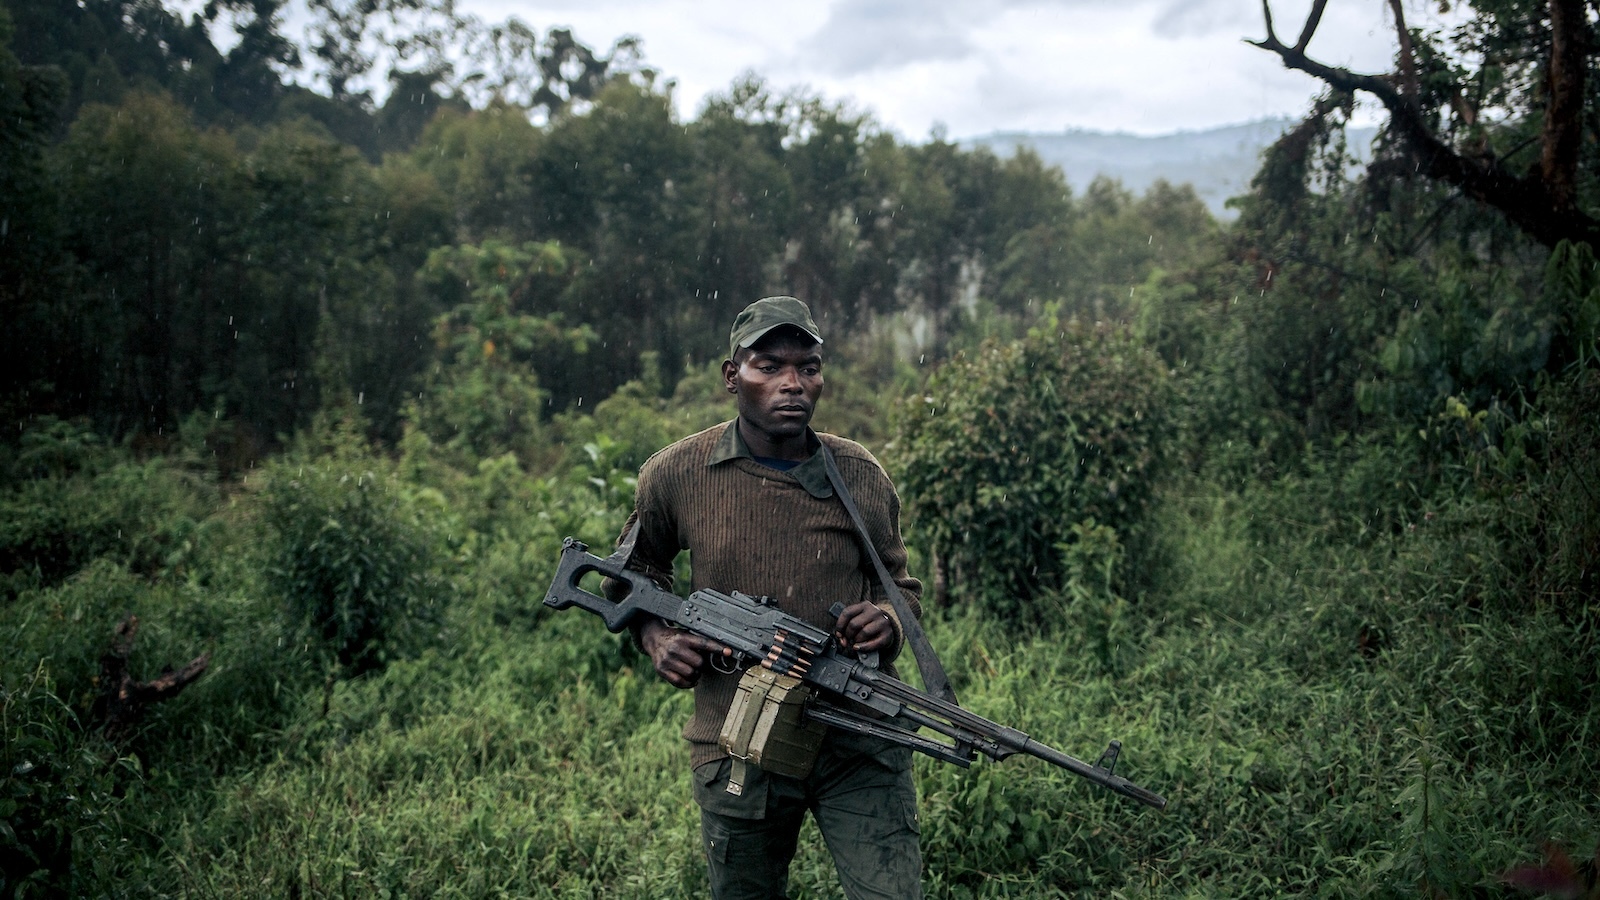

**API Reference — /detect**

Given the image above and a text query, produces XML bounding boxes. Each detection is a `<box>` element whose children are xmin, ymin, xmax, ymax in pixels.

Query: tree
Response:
<box><xmin>409</xmin><ymin>102</ymin><xmax>543</xmax><ymax>239</ymax></box>
<box><xmin>448</xmin><ymin>22</ymin><xmax>651</xmax><ymax>119</ymax></box>
<box><xmin>687</xmin><ymin>76</ymin><xmax>801</xmax><ymax>341</ymax></box>
<box><xmin>1251</xmin><ymin>0</ymin><xmax>1597</xmax><ymax>250</ymax></box>
<box><xmin>44</xmin><ymin>92</ymin><xmax>446</xmax><ymax>442</ymax></box>
<box><xmin>240</xmin><ymin>118</ymin><xmax>446</xmax><ymax>439</ymax></box>
<box><xmin>529</xmin><ymin>79</ymin><xmax>697</xmax><ymax>398</ymax></box>
<box><xmin>1</xmin><ymin>5</ymin><xmax>70</xmax><ymax>421</ymax></box>
<box><xmin>407</xmin><ymin>239</ymin><xmax>593</xmax><ymax>464</ymax></box>
<box><xmin>373</xmin><ymin>67</ymin><xmax>470</xmax><ymax>154</ymax></box>
<box><xmin>207</xmin><ymin>0</ymin><xmax>301</xmax><ymax>122</ymax></box>
<box><xmin>779</xmin><ymin>97</ymin><xmax>877</xmax><ymax>328</ymax></box>
<box><xmin>53</xmin><ymin>92</ymin><xmax>249</xmax><ymax>435</ymax></box>
<box><xmin>6</xmin><ymin>0</ymin><xmax>301</xmax><ymax>126</ymax></box>
<box><xmin>1240</xmin><ymin>0</ymin><xmax>1600</xmax><ymax>427</ymax></box>
<box><xmin>1134</xmin><ymin>86</ymin><xmax>1559</xmax><ymax>476</ymax></box>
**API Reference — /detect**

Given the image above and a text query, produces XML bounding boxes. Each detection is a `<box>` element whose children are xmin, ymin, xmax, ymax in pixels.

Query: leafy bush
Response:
<box><xmin>553</xmin><ymin>354</ymin><xmax>682</xmax><ymax>478</ymax></box>
<box><xmin>1</xmin><ymin>417</ymin><xmax>117</xmax><ymax>481</ymax></box>
<box><xmin>1519</xmin><ymin>366</ymin><xmax>1600</xmax><ymax>613</ymax></box>
<box><xmin>891</xmin><ymin>314</ymin><xmax>1176</xmax><ymax>625</ymax></box>
<box><xmin>0</xmin><ymin>418</ymin><xmax>215</xmax><ymax>600</ymax></box>
<box><xmin>0</xmin><ymin>560</ymin><xmax>150</xmax><ymax>711</ymax></box>
<box><xmin>261</xmin><ymin>422</ymin><xmax>448</xmax><ymax>674</ymax></box>
<box><xmin>1050</xmin><ymin>519</ymin><xmax>1134</xmax><ymax>676</ymax></box>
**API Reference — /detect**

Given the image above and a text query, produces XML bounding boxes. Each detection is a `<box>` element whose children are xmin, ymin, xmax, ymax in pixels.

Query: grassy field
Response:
<box><xmin>2</xmin><ymin>401</ymin><xmax>1596</xmax><ymax>898</ymax></box>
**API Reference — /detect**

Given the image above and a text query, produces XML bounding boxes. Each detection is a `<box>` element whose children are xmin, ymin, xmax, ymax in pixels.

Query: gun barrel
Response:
<box><xmin>1017</xmin><ymin>738</ymin><xmax>1168</xmax><ymax>810</ymax></box>
<box><xmin>847</xmin><ymin>665</ymin><xmax>1168</xmax><ymax>810</ymax></box>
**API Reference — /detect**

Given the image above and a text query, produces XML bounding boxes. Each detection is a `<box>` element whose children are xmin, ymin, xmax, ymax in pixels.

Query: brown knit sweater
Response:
<box><xmin>619</xmin><ymin>420</ymin><xmax>923</xmax><ymax>768</ymax></box>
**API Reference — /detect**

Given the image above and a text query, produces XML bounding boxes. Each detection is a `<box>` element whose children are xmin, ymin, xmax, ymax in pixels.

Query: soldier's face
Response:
<box><xmin>724</xmin><ymin>330</ymin><xmax>825</xmax><ymax>447</ymax></box>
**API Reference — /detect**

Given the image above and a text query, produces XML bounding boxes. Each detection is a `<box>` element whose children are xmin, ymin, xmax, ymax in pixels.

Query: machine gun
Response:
<box><xmin>543</xmin><ymin>537</ymin><xmax>1167</xmax><ymax>810</ymax></box>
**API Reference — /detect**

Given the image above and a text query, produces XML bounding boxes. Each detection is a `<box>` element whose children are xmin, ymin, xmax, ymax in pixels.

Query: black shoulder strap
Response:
<box><xmin>607</xmin><ymin>516</ymin><xmax>644</xmax><ymax>568</ymax></box>
<box><xmin>820</xmin><ymin>441</ymin><xmax>959</xmax><ymax>706</ymax></box>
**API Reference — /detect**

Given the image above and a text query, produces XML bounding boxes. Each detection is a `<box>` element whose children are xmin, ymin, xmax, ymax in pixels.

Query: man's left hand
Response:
<box><xmin>834</xmin><ymin>601</ymin><xmax>894</xmax><ymax>655</ymax></box>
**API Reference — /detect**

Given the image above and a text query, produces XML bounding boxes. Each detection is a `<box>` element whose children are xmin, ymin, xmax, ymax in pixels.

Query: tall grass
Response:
<box><xmin>3</xmin><ymin>394</ymin><xmax>1596</xmax><ymax>897</ymax></box>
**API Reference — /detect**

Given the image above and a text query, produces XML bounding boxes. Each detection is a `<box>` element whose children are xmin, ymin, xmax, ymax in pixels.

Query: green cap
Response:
<box><xmin>728</xmin><ymin>296</ymin><xmax>823</xmax><ymax>359</ymax></box>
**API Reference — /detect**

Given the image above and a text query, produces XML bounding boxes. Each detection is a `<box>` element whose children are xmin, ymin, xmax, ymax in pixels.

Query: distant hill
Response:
<box><xmin>961</xmin><ymin>119</ymin><xmax>1378</xmax><ymax>219</ymax></box>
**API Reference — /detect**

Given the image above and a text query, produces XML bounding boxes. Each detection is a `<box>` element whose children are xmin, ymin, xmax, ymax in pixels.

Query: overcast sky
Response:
<box><xmin>459</xmin><ymin>0</ymin><xmax>1450</xmax><ymax>140</ymax></box>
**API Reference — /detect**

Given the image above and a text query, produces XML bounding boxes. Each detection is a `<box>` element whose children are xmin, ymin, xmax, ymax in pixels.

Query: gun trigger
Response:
<box><xmin>1095</xmin><ymin>740</ymin><xmax>1122</xmax><ymax>775</ymax></box>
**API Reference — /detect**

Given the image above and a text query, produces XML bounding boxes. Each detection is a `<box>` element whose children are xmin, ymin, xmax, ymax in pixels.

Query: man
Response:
<box><xmin>615</xmin><ymin>295</ymin><xmax>924</xmax><ymax>900</ymax></box>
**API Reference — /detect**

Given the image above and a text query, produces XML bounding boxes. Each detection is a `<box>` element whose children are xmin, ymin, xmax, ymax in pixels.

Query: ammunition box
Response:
<box><xmin>720</xmin><ymin>666</ymin><xmax>827</xmax><ymax>779</ymax></box>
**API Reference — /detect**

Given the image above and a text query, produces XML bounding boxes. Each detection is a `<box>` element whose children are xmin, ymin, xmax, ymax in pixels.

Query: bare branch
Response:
<box><xmin>1248</xmin><ymin>24</ymin><xmax>1406</xmax><ymax>110</ymax></box>
<box><xmin>1259</xmin><ymin>0</ymin><xmax>1279</xmax><ymax>46</ymax></box>
<box><xmin>94</xmin><ymin>614</ymin><xmax>211</xmax><ymax>737</ymax></box>
<box><xmin>1296</xmin><ymin>0</ymin><xmax>1329</xmax><ymax>53</ymax></box>
<box><xmin>1251</xmin><ymin>0</ymin><xmax>1600</xmax><ymax>249</ymax></box>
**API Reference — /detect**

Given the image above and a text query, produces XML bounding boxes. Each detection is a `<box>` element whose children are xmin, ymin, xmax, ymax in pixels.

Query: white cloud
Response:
<box><xmin>1152</xmin><ymin>0</ymin><xmax>1257</xmax><ymax>39</ymax></box>
<box><xmin>795</xmin><ymin>0</ymin><xmax>977</xmax><ymax>76</ymax></box>
<box><xmin>458</xmin><ymin>0</ymin><xmax>1450</xmax><ymax>138</ymax></box>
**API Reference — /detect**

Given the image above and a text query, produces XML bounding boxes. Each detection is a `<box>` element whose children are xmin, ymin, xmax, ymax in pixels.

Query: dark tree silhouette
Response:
<box><xmin>1252</xmin><ymin>0</ymin><xmax>1598</xmax><ymax>249</ymax></box>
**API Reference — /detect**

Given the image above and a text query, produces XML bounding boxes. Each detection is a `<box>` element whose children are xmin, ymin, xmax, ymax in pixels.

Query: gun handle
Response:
<box><xmin>825</xmin><ymin>601</ymin><xmax>880</xmax><ymax>670</ymax></box>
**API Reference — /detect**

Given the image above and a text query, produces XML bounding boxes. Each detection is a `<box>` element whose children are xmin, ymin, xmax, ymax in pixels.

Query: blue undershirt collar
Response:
<box><xmin>708</xmin><ymin>419</ymin><xmax>834</xmax><ymax>499</ymax></box>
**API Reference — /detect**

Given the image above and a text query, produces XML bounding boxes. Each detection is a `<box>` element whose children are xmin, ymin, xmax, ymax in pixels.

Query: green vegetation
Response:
<box><xmin>3</xmin><ymin>0</ymin><xmax>1598</xmax><ymax>896</ymax></box>
<box><xmin>893</xmin><ymin>315</ymin><xmax>1176</xmax><ymax>627</ymax></box>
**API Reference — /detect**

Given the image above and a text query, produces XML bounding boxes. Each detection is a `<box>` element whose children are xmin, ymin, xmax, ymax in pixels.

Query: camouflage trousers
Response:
<box><xmin>692</xmin><ymin>733</ymin><xmax>922</xmax><ymax>900</ymax></box>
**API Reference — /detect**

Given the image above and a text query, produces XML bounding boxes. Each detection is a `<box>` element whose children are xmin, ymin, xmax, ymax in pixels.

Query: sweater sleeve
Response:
<box><xmin>605</xmin><ymin>453</ymin><xmax>685</xmax><ymax>649</ymax></box>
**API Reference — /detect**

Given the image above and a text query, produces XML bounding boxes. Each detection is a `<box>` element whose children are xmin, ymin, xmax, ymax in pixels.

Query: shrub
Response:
<box><xmin>405</xmin><ymin>239</ymin><xmax>594</xmax><ymax>468</ymax></box>
<box><xmin>552</xmin><ymin>354</ymin><xmax>681</xmax><ymax>478</ymax></box>
<box><xmin>0</xmin><ymin>419</ymin><xmax>215</xmax><ymax>600</ymax></box>
<box><xmin>891</xmin><ymin>315</ymin><xmax>1176</xmax><ymax>625</ymax></box>
<box><xmin>260</xmin><ymin>423</ymin><xmax>447</xmax><ymax>675</ymax></box>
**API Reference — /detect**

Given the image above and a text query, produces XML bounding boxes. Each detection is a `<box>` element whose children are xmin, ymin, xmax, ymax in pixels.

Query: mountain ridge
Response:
<box><xmin>960</xmin><ymin>118</ymin><xmax>1378</xmax><ymax>219</ymax></box>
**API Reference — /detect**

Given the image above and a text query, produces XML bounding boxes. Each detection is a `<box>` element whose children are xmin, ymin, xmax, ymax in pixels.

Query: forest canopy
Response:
<box><xmin>2</xmin><ymin>0</ymin><xmax>1218</xmax><ymax>449</ymax></box>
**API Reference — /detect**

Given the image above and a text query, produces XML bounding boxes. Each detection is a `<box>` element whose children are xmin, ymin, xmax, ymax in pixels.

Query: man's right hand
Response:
<box><xmin>639</xmin><ymin>618</ymin><xmax>732</xmax><ymax>688</ymax></box>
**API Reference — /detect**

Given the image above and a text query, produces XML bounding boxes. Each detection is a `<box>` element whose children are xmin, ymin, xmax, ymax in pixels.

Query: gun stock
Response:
<box><xmin>542</xmin><ymin>538</ymin><xmax>685</xmax><ymax>632</ymax></box>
